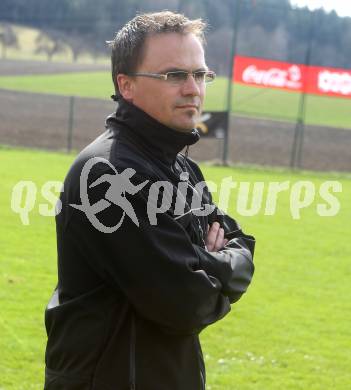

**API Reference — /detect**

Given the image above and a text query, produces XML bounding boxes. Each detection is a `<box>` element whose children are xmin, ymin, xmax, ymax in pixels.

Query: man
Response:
<box><xmin>44</xmin><ymin>11</ymin><xmax>255</xmax><ymax>390</ymax></box>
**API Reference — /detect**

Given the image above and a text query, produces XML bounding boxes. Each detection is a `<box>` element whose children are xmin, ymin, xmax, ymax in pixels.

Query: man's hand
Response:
<box><xmin>205</xmin><ymin>222</ymin><xmax>228</xmax><ymax>252</ymax></box>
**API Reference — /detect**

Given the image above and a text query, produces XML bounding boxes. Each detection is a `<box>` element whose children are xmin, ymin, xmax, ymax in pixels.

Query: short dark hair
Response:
<box><xmin>108</xmin><ymin>11</ymin><xmax>206</xmax><ymax>95</ymax></box>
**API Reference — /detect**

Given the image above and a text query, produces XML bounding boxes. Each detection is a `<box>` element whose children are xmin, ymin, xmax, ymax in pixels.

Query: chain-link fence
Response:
<box><xmin>0</xmin><ymin>89</ymin><xmax>114</xmax><ymax>151</ymax></box>
<box><xmin>227</xmin><ymin>115</ymin><xmax>351</xmax><ymax>171</ymax></box>
<box><xmin>217</xmin><ymin>3</ymin><xmax>351</xmax><ymax>172</ymax></box>
<box><xmin>0</xmin><ymin>88</ymin><xmax>350</xmax><ymax>171</ymax></box>
<box><xmin>1</xmin><ymin>2</ymin><xmax>351</xmax><ymax>172</ymax></box>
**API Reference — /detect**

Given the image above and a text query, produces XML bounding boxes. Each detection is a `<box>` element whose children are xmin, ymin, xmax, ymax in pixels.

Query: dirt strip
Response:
<box><xmin>0</xmin><ymin>88</ymin><xmax>350</xmax><ymax>172</ymax></box>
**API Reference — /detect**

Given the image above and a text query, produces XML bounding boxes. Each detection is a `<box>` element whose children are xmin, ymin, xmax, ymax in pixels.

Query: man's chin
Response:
<box><xmin>173</xmin><ymin>114</ymin><xmax>200</xmax><ymax>133</ymax></box>
<box><xmin>172</xmin><ymin>121</ymin><xmax>197</xmax><ymax>133</ymax></box>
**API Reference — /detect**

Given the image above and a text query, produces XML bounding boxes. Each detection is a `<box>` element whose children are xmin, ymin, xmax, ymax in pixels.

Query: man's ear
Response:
<box><xmin>116</xmin><ymin>74</ymin><xmax>135</xmax><ymax>101</ymax></box>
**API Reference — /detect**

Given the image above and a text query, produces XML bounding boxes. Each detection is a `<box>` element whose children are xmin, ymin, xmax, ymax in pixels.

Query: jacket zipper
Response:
<box><xmin>176</xmin><ymin>155</ymin><xmax>208</xmax><ymax>250</ymax></box>
<box><xmin>129</xmin><ymin>313</ymin><xmax>136</xmax><ymax>390</ymax></box>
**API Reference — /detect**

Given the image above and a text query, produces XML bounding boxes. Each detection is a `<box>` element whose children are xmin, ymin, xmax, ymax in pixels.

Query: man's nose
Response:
<box><xmin>181</xmin><ymin>73</ymin><xmax>201</xmax><ymax>96</ymax></box>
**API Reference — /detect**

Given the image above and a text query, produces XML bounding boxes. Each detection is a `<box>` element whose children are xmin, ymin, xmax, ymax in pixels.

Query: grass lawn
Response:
<box><xmin>0</xmin><ymin>72</ymin><xmax>350</xmax><ymax>129</ymax></box>
<box><xmin>1</xmin><ymin>147</ymin><xmax>350</xmax><ymax>389</ymax></box>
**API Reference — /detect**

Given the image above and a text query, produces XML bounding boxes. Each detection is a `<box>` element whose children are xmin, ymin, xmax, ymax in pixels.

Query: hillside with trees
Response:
<box><xmin>0</xmin><ymin>0</ymin><xmax>350</xmax><ymax>73</ymax></box>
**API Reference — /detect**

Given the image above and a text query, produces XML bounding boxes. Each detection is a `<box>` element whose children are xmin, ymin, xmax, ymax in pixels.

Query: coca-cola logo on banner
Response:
<box><xmin>234</xmin><ymin>55</ymin><xmax>351</xmax><ymax>98</ymax></box>
<box><xmin>242</xmin><ymin>64</ymin><xmax>302</xmax><ymax>90</ymax></box>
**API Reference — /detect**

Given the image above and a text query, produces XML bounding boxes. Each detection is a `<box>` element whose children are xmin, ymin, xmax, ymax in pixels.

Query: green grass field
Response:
<box><xmin>1</xmin><ymin>147</ymin><xmax>350</xmax><ymax>389</ymax></box>
<box><xmin>0</xmin><ymin>71</ymin><xmax>350</xmax><ymax>128</ymax></box>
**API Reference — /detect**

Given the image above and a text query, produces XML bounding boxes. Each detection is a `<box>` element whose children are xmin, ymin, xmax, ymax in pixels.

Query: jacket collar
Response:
<box><xmin>106</xmin><ymin>97</ymin><xmax>200</xmax><ymax>165</ymax></box>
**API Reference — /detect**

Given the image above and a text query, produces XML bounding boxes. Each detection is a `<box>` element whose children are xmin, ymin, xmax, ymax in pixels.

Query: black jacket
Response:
<box><xmin>44</xmin><ymin>98</ymin><xmax>255</xmax><ymax>390</ymax></box>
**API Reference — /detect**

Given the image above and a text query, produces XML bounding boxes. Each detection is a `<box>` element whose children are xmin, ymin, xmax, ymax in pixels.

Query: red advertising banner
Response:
<box><xmin>233</xmin><ymin>55</ymin><xmax>351</xmax><ymax>98</ymax></box>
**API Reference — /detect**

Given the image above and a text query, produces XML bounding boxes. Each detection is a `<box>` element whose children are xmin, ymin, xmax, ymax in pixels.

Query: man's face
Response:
<box><xmin>124</xmin><ymin>33</ymin><xmax>207</xmax><ymax>132</ymax></box>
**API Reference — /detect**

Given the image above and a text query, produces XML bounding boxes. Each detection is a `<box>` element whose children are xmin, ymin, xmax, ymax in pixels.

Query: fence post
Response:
<box><xmin>223</xmin><ymin>0</ymin><xmax>242</xmax><ymax>165</ymax></box>
<box><xmin>290</xmin><ymin>10</ymin><xmax>314</xmax><ymax>169</ymax></box>
<box><xmin>67</xmin><ymin>96</ymin><xmax>75</xmax><ymax>153</ymax></box>
<box><xmin>290</xmin><ymin>119</ymin><xmax>304</xmax><ymax>168</ymax></box>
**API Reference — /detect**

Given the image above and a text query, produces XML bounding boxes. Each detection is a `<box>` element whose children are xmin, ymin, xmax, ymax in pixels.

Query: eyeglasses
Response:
<box><xmin>127</xmin><ymin>70</ymin><xmax>216</xmax><ymax>85</ymax></box>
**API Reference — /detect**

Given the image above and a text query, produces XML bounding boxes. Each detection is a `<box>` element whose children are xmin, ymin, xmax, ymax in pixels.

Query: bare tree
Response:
<box><xmin>89</xmin><ymin>36</ymin><xmax>108</xmax><ymax>63</ymax></box>
<box><xmin>0</xmin><ymin>23</ymin><xmax>19</xmax><ymax>59</ymax></box>
<box><xmin>65</xmin><ymin>34</ymin><xmax>88</xmax><ymax>62</ymax></box>
<box><xmin>35</xmin><ymin>30</ymin><xmax>66</xmax><ymax>61</ymax></box>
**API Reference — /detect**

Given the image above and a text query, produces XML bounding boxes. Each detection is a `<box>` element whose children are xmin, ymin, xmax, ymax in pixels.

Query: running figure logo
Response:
<box><xmin>70</xmin><ymin>158</ymin><xmax>148</xmax><ymax>233</ymax></box>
